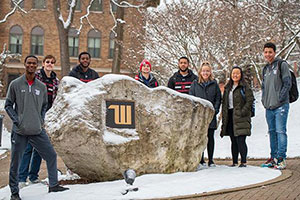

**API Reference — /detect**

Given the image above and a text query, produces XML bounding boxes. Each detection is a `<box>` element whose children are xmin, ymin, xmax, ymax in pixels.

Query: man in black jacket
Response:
<box><xmin>167</xmin><ymin>56</ymin><xmax>197</xmax><ymax>94</ymax></box>
<box><xmin>69</xmin><ymin>52</ymin><xmax>99</xmax><ymax>82</ymax></box>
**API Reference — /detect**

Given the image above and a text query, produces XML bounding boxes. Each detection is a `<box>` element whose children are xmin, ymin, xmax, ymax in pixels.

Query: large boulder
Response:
<box><xmin>45</xmin><ymin>74</ymin><xmax>214</xmax><ymax>181</ymax></box>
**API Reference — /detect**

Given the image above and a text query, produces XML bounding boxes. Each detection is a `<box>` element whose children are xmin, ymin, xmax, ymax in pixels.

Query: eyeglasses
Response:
<box><xmin>45</xmin><ymin>61</ymin><xmax>55</xmax><ymax>64</ymax></box>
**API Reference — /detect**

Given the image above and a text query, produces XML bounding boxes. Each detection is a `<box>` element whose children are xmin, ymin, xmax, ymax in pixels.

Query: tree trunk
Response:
<box><xmin>52</xmin><ymin>0</ymin><xmax>76</xmax><ymax>77</ymax></box>
<box><xmin>112</xmin><ymin>6</ymin><xmax>125</xmax><ymax>74</ymax></box>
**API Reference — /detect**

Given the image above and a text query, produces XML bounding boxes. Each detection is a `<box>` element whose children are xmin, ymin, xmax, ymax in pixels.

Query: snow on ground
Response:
<box><xmin>0</xmin><ymin>165</ymin><xmax>281</xmax><ymax>200</ymax></box>
<box><xmin>0</xmin><ymin>78</ymin><xmax>299</xmax><ymax>199</ymax></box>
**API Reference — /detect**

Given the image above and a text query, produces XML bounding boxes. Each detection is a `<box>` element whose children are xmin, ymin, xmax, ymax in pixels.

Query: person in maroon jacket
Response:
<box><xmin>167</xmin><ymin>56</ymin><xmax>198</xmax><ymax>94</ymax></box>
<box><xmin>69</xmin><ymin>52</ymin><xmax>99</xmax><ymax>82</ymax></box>
<box><xmin>135</xmin><ymin>59</ymin><xmax>159</xmax><ymax>88</ymax></box>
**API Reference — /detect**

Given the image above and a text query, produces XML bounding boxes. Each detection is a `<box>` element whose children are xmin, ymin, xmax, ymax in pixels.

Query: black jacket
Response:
<box><xmin>167</xmin><ymin>69</ymin><xmax>198</xmax><ymax>94</ymax></box>
<box><xmin>220</xmin><ymin>82</ymin><xmax>254</xmax><ymax>137</ymax></box>
<box><xmin>189</xmin><ymin>80</ymin><xmax>222</xmax><ymax>129</ymax></box>
<box><xmin>69</xmin><ymin>65</ymin><xmax>99</xmax><ymax>83</ymax></box>
<box><xmin>135</xmin><ymin>72</ymin><xmax>159</xmax><ymax>88</ymax></box>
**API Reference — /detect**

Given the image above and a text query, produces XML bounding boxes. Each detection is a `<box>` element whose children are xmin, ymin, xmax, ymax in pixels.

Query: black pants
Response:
<box><xmin>200</xmin><ymin>129</ymin><xmax>215</xmax><ymax>165</ymax></box>
<box><xmin>227</xmin><ymin>109</ymin><xmax>248</xmax><ymax>164</ymax></box>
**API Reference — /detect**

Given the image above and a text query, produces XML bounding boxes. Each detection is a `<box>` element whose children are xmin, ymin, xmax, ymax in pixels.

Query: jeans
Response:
<box><xmin>18</xmin><ymin>143</ymin><xmax>42</xmax><ymax>182</ymax></box>
<box><xmin>266</xmin><ymin>103</ymin><xmax>289</xmax><ymax>159</ymax></box>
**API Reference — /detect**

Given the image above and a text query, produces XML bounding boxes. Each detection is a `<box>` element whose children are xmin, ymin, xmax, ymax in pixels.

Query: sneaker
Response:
<box><xmin>29</xmin><ymin>179</ymin><xmax>40</xmax><ymax>184</ymax></box>
<box><xmin>196</xmin><ymin>163</ymin><xmax>208</xmax><ymax>171</ymax></box>
<box><xmin>208</xmin><ymin>162</ymin><xmax>216</xmax><ymax>167</ymax></box>
<box><xmin>10</xmin><ymin>193</ymin><xmax>21</xmax><ymax>200</ymax></box>
<box><xmin>275</xmin><ymin>158</ymin><xmax>286</xmax><ymax>170</ymax></box>
<box><xmin>228</xmin><ymin>163</ymin><xmax>238</xmax><ymax>167</ymax></box>
<box><xmin>48</xmin><ymin>184</ymin><xmax>69</xmax><ymax>193</ymax></box>
<box><xmin>18</xmin><ymin>182</ymin><xmax>27</xmax><ymax>189</ymax></box>
<box><xmin>239</xmin><ymin>163</ymin><xmax>247</xmax><ymax>167</ymax></box>
<box><xmin>261</xmin><ymin>158</ymin><xmax>276</xmax><ymax>168</ymax></box>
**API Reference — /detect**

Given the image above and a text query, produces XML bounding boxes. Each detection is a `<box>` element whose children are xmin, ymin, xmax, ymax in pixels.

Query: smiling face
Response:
<box><xmin>263</xmin><ymin>47</ymin><xmax>276</xmax><ymax>64</ymax></box>
<box><xmin>43</xmin><ymin>58</ymin><xmax>55</xmax><ymax>72</ymax></box>
<box><xmin>24</xmin><ymin>57</ymin><xmax>38</xmax><ymax>75</ymax></box>
<box><xmin>200</xmin><ymin>65</ymin><xmax>212</xmax><ymax>82</ymax></box>
<box><xmin>231</xmin><ymin>68</ymin><xmax>242</xmax><ymax>85</ymax></box>
<box><xmin>141</xmin><ymin>63</ymin><xmax>151</xmax><ymax>74</ymax></box>
<box><xmin>79</xmin><ymin>54</ymin><xmax>91</xmax><ymax>68</ymax></box>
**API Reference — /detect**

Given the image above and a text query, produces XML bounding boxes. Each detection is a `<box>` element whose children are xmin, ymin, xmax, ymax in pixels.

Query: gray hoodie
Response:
<box><xmin>261</xmin><ymin>58</ymin><xmax>291</xmax><ymax>110</ymax></box>
<box><xmin>5</xmin><ymin>74</ymin><xmax>48</xmax><ymax>135</ymax></box>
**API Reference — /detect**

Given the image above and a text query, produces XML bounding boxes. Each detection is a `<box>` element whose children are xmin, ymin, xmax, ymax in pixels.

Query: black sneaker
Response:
<box><xmin>49</xmin><ymin>184</ymin><xmax>69</xmax><ymax>193</ymax></box>
<box><xmin>239</xmin><ymin>163</ymin><xmax>247</xmax><ymax>167</ymax></box>
<box><xmin>229</xmin><ymin>163</ymin><xmax>238</xmax><ymax>167</ymax></box>
<box><xmin>11</xmin><ymin>193</ymin><xmax>21</xmax><ymax>200</ymax></box>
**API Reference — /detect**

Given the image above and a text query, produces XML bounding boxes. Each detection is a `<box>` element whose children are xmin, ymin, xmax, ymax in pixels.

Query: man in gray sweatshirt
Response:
<box><xmin>261</xmin><ymin>42</ymin><xmax>291</xmax><ymax>170</ymax></box>
<box><xmin>5</xmin><ymin>55</ymin><xmax>69</xmax><ymax>200</ymax></box>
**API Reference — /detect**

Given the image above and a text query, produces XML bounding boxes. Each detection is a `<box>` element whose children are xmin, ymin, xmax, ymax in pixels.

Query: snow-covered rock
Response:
<box><xmin>45</xmin><ymin>74</ymin><xmax>214</xmax><ymax>181</ymax></box>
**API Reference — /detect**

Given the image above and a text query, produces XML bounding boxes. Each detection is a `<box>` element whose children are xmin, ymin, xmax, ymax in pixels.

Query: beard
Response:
<box><xmin>179</xmin><ymin>67</ymin><xmax>188</xmax><ymax>72</ymax></box>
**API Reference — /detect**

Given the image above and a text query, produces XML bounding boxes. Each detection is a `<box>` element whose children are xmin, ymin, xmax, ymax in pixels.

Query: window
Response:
<box><xmin>11</xmin><ymin>0</ymin><xmax>24</xmax><ymax>8</ymax></box>
<box><xmin>111</xmin><ymin>0</ymin><xmax>118</xmax><ymax>12</ymax></box>
<box><xmin>33</xmin><ymin>0</ymin><xmax>46</xmax><ymax>9</ymax></box>
<box><xmin>68</xmin><ymin>0</ymin><xmax>81</xmax><ymax>11</ymax></box>
<box><xmin>31</xmin><ymin>26</ymin><xmax>44</xmax><ymax>55</ymax></box>
<box><xmin>68</xmin><ymin>28</ymin><xmax>79</xmax><ymax>57</ymax></box>
<box><xmin>109</xmin><ymin>31</ymin><xmax>115</xmax><ymax>59</ymax></box>
<box><xmin>87</xmin><ymin>30</ymin><xmax>101</xmax><ymax>58</ymax></box>
<box><xmin>9</xmin><ymin>25</ymin><xmax>23</xmax><ymax>54</ymax></box>
<box><xmin>90</xmin><ymin>0</ymin><xmax>102</xmax><ymax>11</ymax></box>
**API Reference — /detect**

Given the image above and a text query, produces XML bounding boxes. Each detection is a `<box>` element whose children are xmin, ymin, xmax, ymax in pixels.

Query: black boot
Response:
<box><xmin>49</xmin><ymin>184</ymin><xmax>69</xmax><ymax>193</ymax></box>
<box><xmin>11</xmin><ymin>193</ymin><xmax>21</xmax><ymax>200</ymax></box>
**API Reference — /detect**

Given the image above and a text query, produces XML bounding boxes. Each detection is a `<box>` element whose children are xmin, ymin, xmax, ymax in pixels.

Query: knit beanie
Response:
<box><xmin>139</xmin><ymin>59</ymin><xmax>151</xmax><ymax>71</ymax></box>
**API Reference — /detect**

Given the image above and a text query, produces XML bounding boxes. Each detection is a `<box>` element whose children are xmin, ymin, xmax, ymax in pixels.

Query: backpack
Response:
<box><xmin>277</xmin><ymin>60</ymin><xmax>299</xmax><ymax>103</ymax></box>
<box><xmin>263</xmin><ymin>60</ymin><xmax>299</xmax><ymax>103</ymax></box>
<box><xmin>240</xmin><ymin>86</ymin><xmax>255</xmax><ymax>117</ymax></box>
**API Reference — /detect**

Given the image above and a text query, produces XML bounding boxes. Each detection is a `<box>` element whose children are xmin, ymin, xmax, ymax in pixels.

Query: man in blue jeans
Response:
<box><xmin>261</xmin><ymin>42</ymin><xmax>291</xmax><ymax>170</ymax></box>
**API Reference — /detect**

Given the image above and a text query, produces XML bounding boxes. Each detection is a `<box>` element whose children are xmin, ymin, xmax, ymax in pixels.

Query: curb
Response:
<box><xmin>150</xmin><ymin>169</ymin><xmax>292</xmax><ymax>200</ymax></box>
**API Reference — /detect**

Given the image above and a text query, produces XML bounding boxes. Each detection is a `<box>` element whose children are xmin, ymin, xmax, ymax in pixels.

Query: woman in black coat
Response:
<box><xmin>220</xmin><ymin>66</ymin><xmax>254</xmax><ymax>167</ymax></box>
<box><xmin>189</xmin><ymin>61</ymin><xmax>222</xmax><ymax>170</ymax></box>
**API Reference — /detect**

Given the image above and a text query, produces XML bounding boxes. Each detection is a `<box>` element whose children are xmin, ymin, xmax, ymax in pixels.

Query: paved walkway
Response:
<box><xmin>0</xmin><ymin>153</ymin><xmax>299</xmax><ymax>199</ymax></box>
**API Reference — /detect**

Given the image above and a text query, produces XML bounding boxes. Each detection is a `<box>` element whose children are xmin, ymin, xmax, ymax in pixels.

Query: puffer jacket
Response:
<box><xmin>189</xmin><ymin>79</ymin><xmax>222</xmax><ymax>129</ymax></box>
<box><xmin>220</xmin><ymin>82</ymin><xmax>254</xmax><ymax>137</ymax></box>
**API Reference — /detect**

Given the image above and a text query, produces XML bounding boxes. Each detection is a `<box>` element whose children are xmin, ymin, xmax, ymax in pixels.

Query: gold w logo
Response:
<box><xmin>108</xmin><ymin>105</ymin><xmax>132</xmax><ymax>125</ymax></box>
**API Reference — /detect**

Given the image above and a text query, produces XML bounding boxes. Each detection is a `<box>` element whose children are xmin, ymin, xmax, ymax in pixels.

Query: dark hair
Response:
<box><xmin>264</xmin><ymin>42</ymin><xmax>276</xmax><ymax>52</ymax></box>
<box><xmin>43</xmin><ymin>55</ymin><xmax>56</xmax><ymax>63</ymax></box>
<box><xmin>24</xmin><ymin>55</ymin><xmax>38</xmax><ymax>63</ymax></box>
<box><xmin>78</xmin><ymin>52</ymin><xmax>91</xmax><ymax>60</ymax></box>
<box><xmin>225</xmin><ymin>66</ymin><xmax>245</xmax><ymax>91</ymax></box>
<box><xmin>179</xmin><ymin>56</ymin><xmax>189</xmax><ymax>64</ymax></box>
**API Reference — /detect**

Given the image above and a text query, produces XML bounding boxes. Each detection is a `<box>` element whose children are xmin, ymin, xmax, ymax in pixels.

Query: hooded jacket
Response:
<box><xmin>220</xmin><ymin>82</ymin><xmax>254</xmax><ymax>137</ymax></box>
<box><xmin>167</xmin><ymin>69</ymin><xmax>198</xmax><ymax>94</ymax></box>
<box><xmin>261</xmin><ymin>58</ymin><xmax>291</xmax><ymax>110</ymax></box>
<box><xmin>35</xmin><ymin>68</ymin><xmax>59</xmax><ymax>110</ymax></box>
<box><xmin>189</xmin><ymin>79</ymin><xmax>222</xmax><ymax>129</ymax></box>
<box><xmin>69</xmin><ymin>65</ymin><xmax>99</xmax><ymax>83</ymax></box>
<box><xmin>5</xmin><ymin>74</ymin><xmax>48</xmax><ymax>135</ymax></box>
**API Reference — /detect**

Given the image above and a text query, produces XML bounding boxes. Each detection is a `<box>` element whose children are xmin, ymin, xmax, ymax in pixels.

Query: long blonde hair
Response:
<box><xmin>198</xmin><ymin>61</ymin><xmax>214</xmax><ymax>83</ymax></box>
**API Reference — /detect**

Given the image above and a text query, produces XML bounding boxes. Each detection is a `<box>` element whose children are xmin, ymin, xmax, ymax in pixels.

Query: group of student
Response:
<box><xmin>5</xmin><ymin>41</ymin><xmax>291</xmax><ymax>200</ymax></box>
<box><xmin>5</xmin><ymin>52</ymin><xmax>99</xmax><ymax>200</ymax></box>
<box><xmin>136</xmin><ymin>42</ymin><xmax>291</xmax><ymax>172</ymax></box>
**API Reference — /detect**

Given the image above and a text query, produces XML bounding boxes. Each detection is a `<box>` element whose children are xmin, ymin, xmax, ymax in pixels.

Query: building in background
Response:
<box><xmin>0</xmin><ymin>0</ymin><xmax>144</xmax><ymax>96</ymax></box>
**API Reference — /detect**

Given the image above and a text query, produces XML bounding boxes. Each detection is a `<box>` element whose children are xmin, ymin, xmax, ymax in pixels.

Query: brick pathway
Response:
<box><xmin>1</xmin><ymin>154</ymin><xmax>299</xmax><ymax>199</ymax></box>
